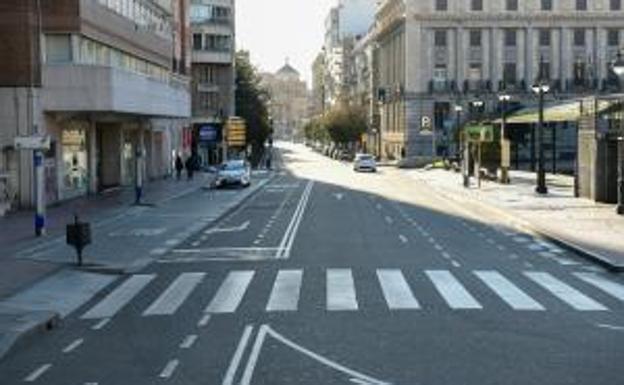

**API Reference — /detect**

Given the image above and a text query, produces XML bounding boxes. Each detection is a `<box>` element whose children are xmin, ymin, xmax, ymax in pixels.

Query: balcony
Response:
<box><xmin>192</xmin><ymin>50</ymin><xmax>233</xmax><ymax>65</ymax></box>
<box><xmin>42</xmin><ymin>64</ymin><xmax>191</xmax><ymax>118</ymax></box>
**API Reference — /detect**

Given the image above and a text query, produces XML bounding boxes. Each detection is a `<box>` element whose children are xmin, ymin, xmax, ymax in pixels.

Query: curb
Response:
<box><xmin>0</xmin><ymin>307</ymin><xmax>60</xmax><ymax>362</ymax></box>
<box><xmin>412</xmin><ymin>171</ymin><xmax>624</xmax><ymax>273</ymax></box>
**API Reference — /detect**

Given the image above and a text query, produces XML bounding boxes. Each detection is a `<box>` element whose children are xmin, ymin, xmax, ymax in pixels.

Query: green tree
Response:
<box><xmin>323</xmin><ymin>105</ymin><xmax>368</xmax><ymax>145</ymax></box>
<box><xmin>235</xmin><ymin>51</ymin><xmax>272</xmax><ymax>166</ymax></box>
<box><xmin>304</xmin><ymin>117</ymin><xmax>329</xmax><ymax>143</ymax></box>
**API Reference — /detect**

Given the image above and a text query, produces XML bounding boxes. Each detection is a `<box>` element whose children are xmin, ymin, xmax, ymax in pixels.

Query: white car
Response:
<box><xmin>215</xmin><ymin>160</ymin><xmax>251</xmax><ymax>188</ymax></box>
<box><xmin>353</xmin><ymin>154</ymin><xmax>377</xmax><ymax>172</ymax></box>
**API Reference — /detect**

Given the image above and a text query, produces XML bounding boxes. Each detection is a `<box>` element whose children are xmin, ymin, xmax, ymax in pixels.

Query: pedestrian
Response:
<box><xmin>175</xmin><ymin>154</ymin><xmax>184</xmax><ymax>181</ymax></box>
<box><xmin>185</xmin><ymin>155</ymin><xmax>195</xmax><ymax>181</ymax></box>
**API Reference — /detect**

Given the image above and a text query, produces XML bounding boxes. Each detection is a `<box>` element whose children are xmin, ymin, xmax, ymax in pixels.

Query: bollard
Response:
<box><xmin>66</xmin><ymin>215</ymin><xmax>92</xmax><ymax>266</ymax></box>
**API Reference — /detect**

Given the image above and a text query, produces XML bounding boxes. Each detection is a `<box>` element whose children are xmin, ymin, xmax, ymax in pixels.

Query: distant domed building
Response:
<box><xmin>260</xmin><ymin>60</ymin><xmax>309</xmax><ymax>142</ymax></box>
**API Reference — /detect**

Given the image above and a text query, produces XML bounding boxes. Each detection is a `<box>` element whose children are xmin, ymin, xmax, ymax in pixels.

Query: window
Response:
<box><xmin>576</xmin><ymin>0</ymin><xmax>587</xmax><ymax>10</ymax></box>
<box><xmin>45</xmin><ymin>35</ymin><xmax>72</xmax><ymax>64</ymax></box>
<box><xmin>471</xmin><ymin>0</ymin><xmax>483</xmax><ymax>11</ymax></box>
<box><xmin>435</xmin><ymin>0</ymin><xmax>448</xmax><ymax>11</ymax></box>
<box><xmin>434</xmin><ymin>30</ymin><xmax>447</xmax><ymax>47</ymax></box>
<box><xmin>470</xmin><ymin>30</ymin><xmax>482</xmax><ymax>47</ymax></box>
<box><xmin>611</xmin><ymin>0</ymin><xmax>622</xmax><ymax>10</ymax></box>
<box><xmin>433</xmin><ymin>65</ymin><xmax>448</xmax><ymax>83</ymax></box>
<box><xmin>504</xmin><ymin>29</ymin><xmax>517</xmax><ymax>47</ymax></box>
<box><xmin>506</xmin><ymin>0</ymin><xmax>518</xmax><ymax>11</ymax></box>
<box><xmin>541</xmin><ymin>0</ymin><xmax>553</xmax><ymax>10</ymax></box>
<box><xmin>539</xmin><ymin>29</ymin><xmax>551</xmax><ymax>47</ymax></box>
<box><xmin>193</xmin><ymin>34</ymin><xmax>202</xmax><ymax>50</ymax></box>
<box><xmin>573</xmin><ymin>29</ymin><xmax>585</xmax><ymax>47</ymax></box>
<box><xmin>608</xmin><ymin>30</ymin><xmax>620</xmax><ymax>46</ymax></box>
<box><xmin>538</xmin><ymin>61</ymin><xmax>551</xmax><ymax>81</ymax></box>
<box><xmin>573</xmin><ymin>61</ymin><xmax>586</xmax><ymax>85</ymax></box>
<box><xmin>503</xmin><ymin>63</ymin><xmax>517</xmax><ymax>85</ymax></box>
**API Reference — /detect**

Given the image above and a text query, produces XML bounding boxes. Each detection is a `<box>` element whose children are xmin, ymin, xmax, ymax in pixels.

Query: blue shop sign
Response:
<box><xmin>198</xmin><ymin>125</ymin><xmax>220</xmax><ymax>143</ymax></box>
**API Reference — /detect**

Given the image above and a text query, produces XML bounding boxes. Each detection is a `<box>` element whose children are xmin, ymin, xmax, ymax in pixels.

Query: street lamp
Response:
<box><xmin>532</xmin><ymin>62</ymin><xmax>550</xmax><ymax>195</ymax></box>
<box><xmin>612</xmin><ymin>52</ymin><xmax>624</xmax><ymax>214</ymax></box>
<box><xmin>498</xmin><ymin>94</ymin><xmax>511</xmax><ymax>184</ymax></box>
<box><xmin>464</xmin><ymin>100</ymin><xmax>484</xmax><ymax>188</ymax></box>
<box><xmin>454</xmin><ymin>104</ymin><xmax>463</xmax><ymax>161</ymax></box>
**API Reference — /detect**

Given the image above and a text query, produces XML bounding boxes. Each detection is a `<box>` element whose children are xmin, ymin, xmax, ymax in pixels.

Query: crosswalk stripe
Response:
<box><xmin>426</xmin><ymin>270</ymin><xmax>482</xmax><ymax>309</ymax></box>
<box><xmin>376</xmin><ymin>269</ymin><xmax>420</xmax><ymax>310</ymax></box>
<box><xmin>525</xmin><ymin>272</ymin><xmax>607</xmax><ymax>311</ymax></box>
<box><xmin>574</xmin><ymin>272</ymin><xmax>624</xmax><ymax>302</ymax></box>
<box><xmin>327</xmin><ymin>269</ymin><xmax>358</xmax><ymax>311</ymax></box>
<box><xmin>143</xmin><ymin>273</ymin><xmax>205</xmax><ymax>316</ymax></box>
<box><xmin>266</xmin><ymin>270</ymin><xmax>303</xmax><ymax>312</ymax></box>
<box><xmin>81</xmin><ymin>274</ymin><xmax>156</xmax><ymax>319</ymax></box>
<box><xmin>205</xmin><ymin>271</ymin><xmax>255</xmax><ymax>314</ymax></box>
<box><xmin>474</xmin><ymin>271</ymin><xmax>544</xmax><ymax>310</ymax></box>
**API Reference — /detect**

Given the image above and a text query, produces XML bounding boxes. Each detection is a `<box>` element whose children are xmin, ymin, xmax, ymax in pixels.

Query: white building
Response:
<box><xmin>376</xmin><ymin>0</ymin><xmax>624</xmax><ymax>165</ymax></box>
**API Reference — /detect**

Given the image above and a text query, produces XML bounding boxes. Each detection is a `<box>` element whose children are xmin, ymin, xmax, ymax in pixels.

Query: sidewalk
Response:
<box><xmin>407</xmin><ymin>168</ymin><xmax>624</xmax><ymax>272</ymax></box>
<box><xmin>0</xmin><ymin>170</ymin><xmax>273</xmax><ymax>361</ymax></box>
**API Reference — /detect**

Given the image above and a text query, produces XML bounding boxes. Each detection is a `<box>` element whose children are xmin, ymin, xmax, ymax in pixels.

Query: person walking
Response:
<box><xmin>185</xmin><ymin>154</ymin><xmax>195</xmax><ymax>181</ymax></box>
<box><xmin>175</xmin><ymin>154</ymin><xmax>184</xmax><ymax>181</ymax></box>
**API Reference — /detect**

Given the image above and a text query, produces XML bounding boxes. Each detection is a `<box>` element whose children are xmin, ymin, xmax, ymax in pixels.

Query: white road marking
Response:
<box><xmin>528</xmin><ymin>243</ymin><xmax>545</xmax><ymax>251</ymax></box>
<box><xmin>377</xmin><ymin>269</ymin><xmax>420</xmax><ymax>310</ymax></box>
<box><xmin>384</xmin><ymin>216</ymin><xmax>393</xmax><ymax>224</ymax></box>
<box><xmin>276</xmin><ymin>181</ymin><xmax>314</xmax><ymax>259</ymax></box>
<box><xmin>205</xmin><ymin>271</ymin><xmax>255</xmax><ymax>313</ymax></box>
<box><xmin>451</xmin><ymin>260</ymin><xmax>462</xmax><ymax>268</ymax></box>
<box><xmin>204</xmin><ymin>220</ymin><xmax>251</xmax><ymax>235</ymax></box>
<box><xmin>197</xmin><ymin>314</ymin><xmax>211</xmax><ymax>327</ymax></box>
<box><xmin>398</xmin><ymin>235</ymin><xmax>408</xmax><ymax>244</ymax></box>
<box><xmin>143</xmin><ymin>273</ymin><xmax>205</xmax><ymax>316</ymax></box>
<box><xmin>497</xmin><ymin>245</ymin><xmax>507</xmax><ymax>251</ymax></box>
<box><xmin>525</xmin><ymin>272</ymin><xmax>607</xmax><ymax>311</ymax></box>
<box><xmin>574</xmin><ymin>273</ymin><xmax>624</xmax><ymax>302</ymax></box>
<box><xmin>159</xmin><ymin>359</ymin><xmax>179</xmax><ymax>379</ymax></box>
<box><xmin>24</xmin><ymin>364</ymin><xmax>52</xmax><ymax>382</ymax></box>
<box><xmin>180</xmin><ymin>334</ymin><xmax>198</xmax><ymax>349</ymax></box>
<box><xmin>375</xmin><ymin>204</ymin><xmax>382</xmax><ymax>210</ymax></box>
<box><xmin>428</xmin><ymin>237</ymin><xmax>435</xmax><ymax>244</ymax></box>
<box><xmin>165</xmin><ymin>239</ymin><xmax>180</xmax><ymax>246</ymax></box>
<box><xmin>421</xmin><ymin>231</ymin><xmax>430</xmax><ymax>237</ymax></box>
<box><xmin>62</xmin><ymin>338</ymin><xmax>84</xmax><ymax>354</ymax></box>
<box><xmin>266</xmin><ymin>270</ymin><xmax>303</xmax><ymax>312</ymax></box>
<box><xmin>222</xmin><ymin>325</ymin><xmax>254</xmax><ymax>385</ymax></box>
<box><xmin>91</xmin><ymin>318</ymin><xmax>110</xmax><ymax>331</ymax></box>
<box><xmin>486</xmin><ymin>238</ymin><xmax>495</xmax><ymax>245</ymax></box>
<box><xmin>434</xmin><ymin>244</ymin><xmax>443</xmax><ymax>251</ymax></box>
<box><xmin>81</xmin><ymin>274</ymin><xmax>156</xmax><ymax>319</ymax></box>
<box><xmin>513</xmin><ymin>237</ymin><xmax>529</xmax><ymax>243</ymax></box>
<box><xmin>441</xmin><ymin>252</ymin><xmax>452</xmax><ymax>259</ymax></box>
<box><xmin>150</xmin><ymin>248</ymin><xmax>167</xmax><ymax>256</ymax></box>
<box><xmin>596</xmin><ymin>323</ymin><xmax>624</xmax><ymax>331</ymax></box>
<box><xmin>426</xmin><ymin>270</ymin><xmax>482</xmax><ymax>309</ymax></box>
<box><xmin>327</xmin><ymin>269</ymin><xmax>358</xmax><ymax>311</ymax></box>
<box><xmin>474</xmin><ymin>271</ymin><xmax>544</xmax><ymax>310</ymax></box>
<box><xmin>263</xmin><ymin>325</ymin><xmax>391</xmax><ymax>385</ymax></box>
<box><xmin>191</xmin><ymin>241</ymin><xmax>200</xmax><ymax>247</ymax></box>
<box><xmin>239</xmin><ymin>325</ymin><xmax>269</xmax><ymax>385</ymax></box>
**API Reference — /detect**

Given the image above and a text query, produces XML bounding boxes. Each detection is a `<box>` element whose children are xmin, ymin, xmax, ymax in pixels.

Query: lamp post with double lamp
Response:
<box><xmin>532</xmin><ymin>73</ymin><xmax>550</xmax><ymax>195</ymax></box>
<box><xmin>498</xmin><ymin>94</ymin><xmax>511</xmax><ymax>184</ymax></box>
<box><xmin>454</xmin><ymin>104</ymin><xmax>463</xmax><ymax>160</ymax></box>
<box><xmin>611</xmin><ymin>52</ymin><xmax>624</xmax><ymax>215</ymax></box>
<box><xmin>465</xmin><ymin>100</ymin><xmax>484</xmax><ymax>187</ymax></box>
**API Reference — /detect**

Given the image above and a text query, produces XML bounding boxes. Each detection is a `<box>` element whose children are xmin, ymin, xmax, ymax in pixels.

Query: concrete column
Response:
<box><xmin>87</xmin><ymin>119</ymin><xmax>98</xmax><ymax>194</ymax></box>
<box><xmin>561</xmin><ymin>28</ymin><xmax>573</xmax><ymax>84</ymax></box>
<box><xmin>492</xmin><ymin>28</ymin><xmax>503</xmax><ymax>91</ymax></box>
<box><xmin>596</xmin><ymin>28</ymin><xmax>607</xmax><ymax>81</ymax></box>
<box><xmin>456</xmin><ymin>27</ymin><xmax>466</xmax><ymax>88</ymax></box>
<box><xmin>448</xmin><ymin>29</ymin><xmax>456</xmax><ymax>88</ymax></box>
<box><xmin>482</xmin><ymin>28</ymin><xmax>491</xmax><ymax>83</ymax></box>
<box><xmin>518</xmin><ymin>29</ymin><xmax>526</xmax><ymax>87</ymax></box>
<box><xmin>552</xmin><ymin>29</ymin><xmax>562</xmax><ymax>83</ymax></box>
<box><xmin>526</xmin><ymin>27</ymin><xmax>536</xmax><ymax>84</ymax></box>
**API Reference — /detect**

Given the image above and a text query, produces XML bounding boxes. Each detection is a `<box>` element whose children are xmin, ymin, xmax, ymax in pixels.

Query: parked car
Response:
<box><xmin>353</xmin><ymin>153</ymin><xmax>377</xmax><ymax>172</ymax></box>
<box><xmin>214</xmin><ymin>160</ymin><xmax>251</xmax><ymax>188</ymax></box>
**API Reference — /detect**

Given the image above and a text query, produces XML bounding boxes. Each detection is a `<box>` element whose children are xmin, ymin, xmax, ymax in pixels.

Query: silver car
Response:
<box><xmin>353</xmin><ymin>153</ymin><xmax>377</xmax><ymax>172</ymax></box>
<box><xmin>215</xmin><ymin>160</ymin><xmax>251</xmax><ymax>188</ymax></box>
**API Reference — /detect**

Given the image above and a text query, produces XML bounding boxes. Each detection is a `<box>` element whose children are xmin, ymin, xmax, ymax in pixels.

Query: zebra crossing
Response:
<box><xmin>79</xmin><ymin>268</ymin><xmax>624</xmax><ymax>322</ymax></box>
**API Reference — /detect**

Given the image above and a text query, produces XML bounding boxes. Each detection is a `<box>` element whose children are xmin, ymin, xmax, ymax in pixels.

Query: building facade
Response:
<box><xmin>261</xmin><ymin>63</ymin><xmax>309</xmax><ymax>142</ymax></box>
<box><xmin>376</xmin><ymin>0</ymin><xmax>624</xmax><ymax>164</ymax></box>
<box><xmin>0</xmin><ymin>0</ymin><xmax>191</xmax><ymax>211</ymax></box>
<box><xmin>190</xmin><ymin>0</ymin><xmax>236</xmax><ymax>165</ymax></box>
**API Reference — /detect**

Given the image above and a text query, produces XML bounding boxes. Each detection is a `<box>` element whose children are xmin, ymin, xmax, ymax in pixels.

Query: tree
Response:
<box><xmin>304</xmin><ymin>117</ymin><xmax>329</xmax><ymax>143</ymax></box>
<box><xmin>323</xmin><ymin>105</ymin><xmax>368</xmax><ymax>145</ymax></box>
<box><xmin>235</xmin><ymin>51</ymin><xmax>272</xmax><ymax>165</ymax></box>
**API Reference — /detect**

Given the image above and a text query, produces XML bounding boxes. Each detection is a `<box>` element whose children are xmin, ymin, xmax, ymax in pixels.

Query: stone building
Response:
<box><xmin>0</xmin><ymin>0</ymin><xmax>191</xmax><ymax>211</ymax></box>
<box><xmin>261</xmin><ymin>62</ymin><xmax>309</xmax><ymax>142</ymax></box>
<box><xmin>376</xmin><ymin>0</ymin><xmax>624</xmax><ymax>165</ymax></box>
<box><xmin>190</xmin><ymin>0</ymin><xmax>236</xmax><ymax>165</ymax></box>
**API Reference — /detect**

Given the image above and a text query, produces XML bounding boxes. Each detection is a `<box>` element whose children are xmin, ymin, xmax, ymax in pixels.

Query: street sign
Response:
<box><xmin>421</xmin><ymin>116</ymin><xmax>432</xmax><ymax>130</ymax></box>
<box><xmin>14</xmin><ymin>135</ymin><xmax>51</xmax><ymax>150</ymax></box>
<box><xmin>226</xmin><ymin>117</ymin><xmax>247</xmax><ymax>147</ymax></box>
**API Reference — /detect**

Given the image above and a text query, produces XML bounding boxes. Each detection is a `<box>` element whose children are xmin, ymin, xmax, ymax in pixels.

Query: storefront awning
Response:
<box><xmin>498</xmin><ymin>99</ymin><xmax>617</xmax><ymax>124</ymax></box>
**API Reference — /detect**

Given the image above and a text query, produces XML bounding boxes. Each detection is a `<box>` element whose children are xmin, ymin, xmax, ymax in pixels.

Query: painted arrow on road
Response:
<box><xmin>204</xmin><ymin>220</ymin><xmax>250</xmax><ymax>235</ymax></box>
<box><xmin>333</xmin><ymin>193</ymin><xmax>345</xmax><ymax>201</ymax></box>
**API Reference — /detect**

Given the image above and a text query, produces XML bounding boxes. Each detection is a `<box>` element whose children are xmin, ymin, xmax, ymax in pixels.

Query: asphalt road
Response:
<box><xmin>1</xmin><ymin>143</ymin><xmax>623</xmax><ymax>385</ymax></box>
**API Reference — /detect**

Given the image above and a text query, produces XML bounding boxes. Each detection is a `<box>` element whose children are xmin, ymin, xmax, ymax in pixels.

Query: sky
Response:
<box><xmin>236</xmin><ymin>0</ymin><xmax>337</xmax><ymax>87</ymax></box>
